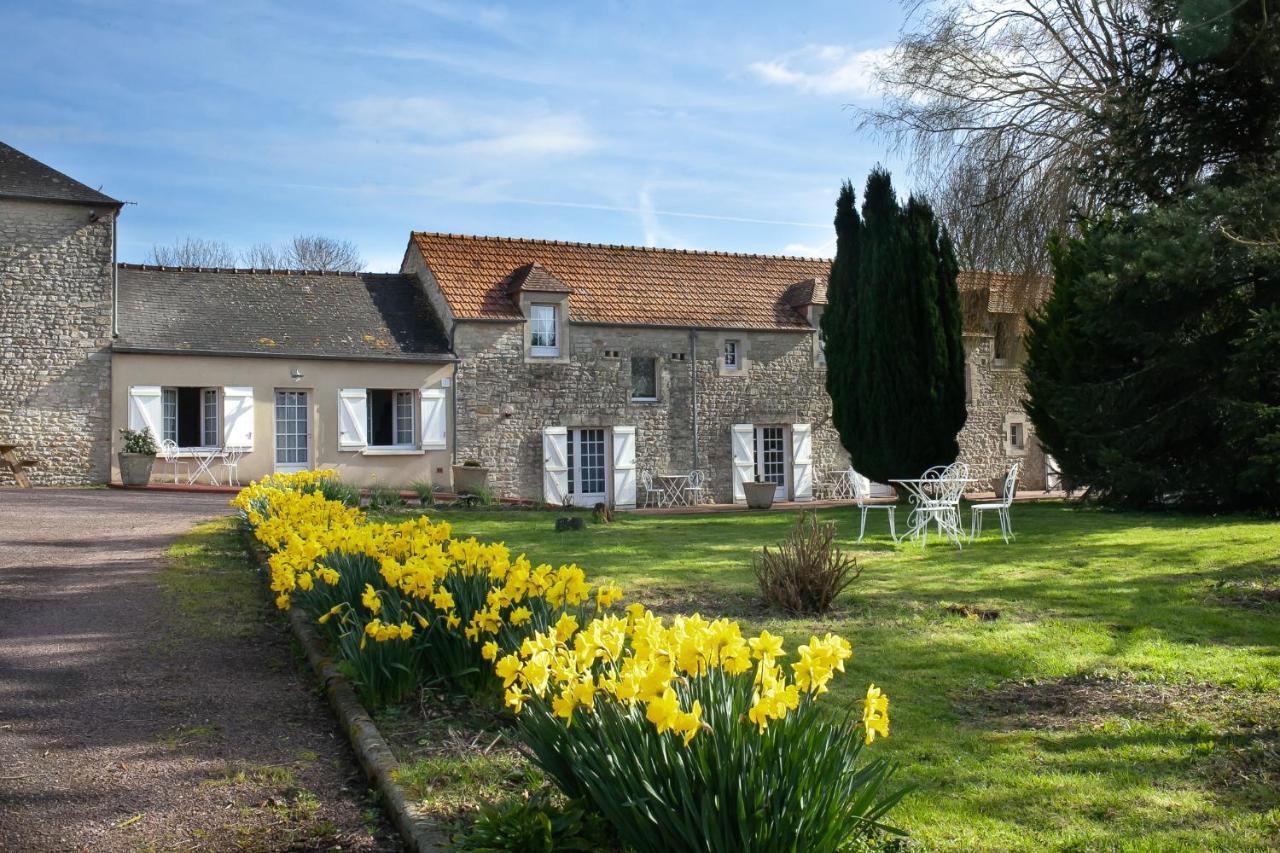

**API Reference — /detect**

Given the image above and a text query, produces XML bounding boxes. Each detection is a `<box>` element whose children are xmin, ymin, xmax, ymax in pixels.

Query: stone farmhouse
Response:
<box><xmin>1</xmin><ymin>141</ymin><xmax>1048</xmax><ymax>504</ymax></box>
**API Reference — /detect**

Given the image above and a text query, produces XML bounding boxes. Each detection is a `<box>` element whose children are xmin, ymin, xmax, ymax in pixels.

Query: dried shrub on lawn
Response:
<box><xmin>754</xmin><ymin>512</ymin><xmax>861</xmax><ymax>614</ymax></box>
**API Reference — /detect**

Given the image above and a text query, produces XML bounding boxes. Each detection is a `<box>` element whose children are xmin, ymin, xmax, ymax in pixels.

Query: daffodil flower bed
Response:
<box><xmin>233</xmin><ymin>471</ymin><xmax>908</xmax><ymax>851</ymax></box>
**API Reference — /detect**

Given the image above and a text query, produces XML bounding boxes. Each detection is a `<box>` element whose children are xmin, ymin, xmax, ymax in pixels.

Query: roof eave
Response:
<box><xmin>112</xmin><ymin>344</ymin><xmax>458</xmax><ymax>364</ymax></box>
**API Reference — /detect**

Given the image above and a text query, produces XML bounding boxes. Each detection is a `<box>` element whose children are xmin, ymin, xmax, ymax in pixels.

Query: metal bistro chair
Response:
<box><xmin>970</xmin><ymin>461</ymin><xmax>1022</xmax><ymax>543</ymax></box>
<box><xmin>640</xmin><ymin>471</ymin><xmax>666</xmax><ymax>508</ymax></box>
<box><xmin>852</xmin><ymin>470</ymin><xmax>896</xmax><ymax>543</ymax></box>
<box><xmin>221</xmin><ymin>446</ymin><xmax>246</xmax><ymax>487</ymax></box>
<box><xmin>160</xmin><ymin>439</ymin><xmax>188</xmax><ymax>484</ymax></box>
<box><xmin>915</xmin><ymin>462</ymin><xmax>970</xmax><ymax>546</ymax></box>
<box><xmin>683</xmin><ymin>470</ymin><xmax>710</xmax><ymax>505</ymax></box>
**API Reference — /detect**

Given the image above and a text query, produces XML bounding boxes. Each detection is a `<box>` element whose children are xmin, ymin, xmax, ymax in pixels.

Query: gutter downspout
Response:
<box><xmin>111</xmin><ymin>210</ymin><xmax>119</xmax><ymax>337</ymax></box>
<box><xmin>449</xmin><ymin>319</ymin><xmax>458</xmax><ymax>466</ymax></box>
<box><xmin>689</xmin><ymin>329</ymin><xmax>698</xmax><ymax>473</ymax></box>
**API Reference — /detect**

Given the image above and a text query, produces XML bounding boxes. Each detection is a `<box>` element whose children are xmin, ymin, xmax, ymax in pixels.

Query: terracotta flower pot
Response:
<box><xmin>452</xmin><ymin>464</ymin><xmax>490</xmax><ymax>495</ymax></box>
<box><xmin>118</xmin><ymin>452</ymin><xmax>156</xmax><ymax>486</ymax></box>
<box><xmin>743</xmin><ymin>480</ymin><xmax>777</xmax><ymax>510</ymax></box>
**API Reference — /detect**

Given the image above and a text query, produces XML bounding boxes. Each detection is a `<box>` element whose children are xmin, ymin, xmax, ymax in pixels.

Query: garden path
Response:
<box><xmin>0</xmin><ymin>488</ymin><xmax>396</xmax><ymax>851</ymax></box>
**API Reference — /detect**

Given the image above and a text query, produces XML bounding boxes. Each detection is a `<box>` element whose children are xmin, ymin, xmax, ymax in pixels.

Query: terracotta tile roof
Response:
<box><xmin>505</xmin><ymin>262</ymin><xmax>572</xmax><ymax>295</ymax></box>
<box><xmin>409</xmin><ymin>232</ymin><xmax>1051</xmax><ymax>332</ymax></box>
<box><xmin>410</xmin><ymin>232</ymin><xmax>831</xmax><ymax>330</ymax></box>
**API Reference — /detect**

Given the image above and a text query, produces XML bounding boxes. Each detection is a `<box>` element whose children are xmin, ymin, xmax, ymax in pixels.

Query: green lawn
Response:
<box><xmin>381</xmin><ymin>501</ymin><xmax>1280</xmax><ymax>851</ymax></box>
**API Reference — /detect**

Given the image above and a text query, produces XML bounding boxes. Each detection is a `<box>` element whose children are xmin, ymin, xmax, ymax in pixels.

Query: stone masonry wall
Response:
<box><xmin>957</xmin><ymin>330</ymin><xmax>1047</xmax><ymax>491</ymax></box>
<box><xmin>452</xmin><ymin>321</ymin><xmax>848</xmax><ymax>503</ymax></box>
<box><xmin>0</xmin><ymin>199</ymin><xmax>114</xmax><ymax>484</ymax></box>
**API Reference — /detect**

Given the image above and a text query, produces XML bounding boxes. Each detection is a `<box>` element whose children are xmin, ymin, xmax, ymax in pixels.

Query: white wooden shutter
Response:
<box><xmin>611</xmin><ymin>426</ymin><xmax>636</xmax><ymax>509</ymax></box>
<box><xmin>128</xmin><ymin>386</ymin><xmax>162</xmax><ymax>439</ymax></box>
<box><xmin>731</xmin><ymin>423</ymin><xmax>754</xmax><ymax>503</ymax></box>
<box><xmin>542</xmin><ymin>426</ymin><xmax>568</xmax><ymax>505</ymax></box>
<box><xmin>338</xmin><ymin>388</ymin><xmax>368</xmax><ymax>449</ymax></box>
<box><xmin>420</xmin><ymin>388</ymin><xmax>447</xmax><ymax>449</ymax></box>
<box><xmin>222</xmin><ymin>387</ymin><xmax>254</xmax><ymax>450</ymax></box>
<box><xmin>791</xmin><ymin>423</ymin><xmax>813</xmax><ymax>501</ymax></box>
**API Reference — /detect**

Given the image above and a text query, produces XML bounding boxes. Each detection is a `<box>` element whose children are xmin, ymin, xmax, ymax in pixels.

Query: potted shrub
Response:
<box><xmin>743</xmin><ymin>479</ymin><xmax>778</xmax><ymax>510</ymax></box>
<box><xmin>118</xmin><ymin>427</ymin><xmax>158</xmax><ymax>486</ymax></box>
<box><xmin>452</xmin><ymin>459</ymin><xmax>490</xmax><ymax>495</ymax></box>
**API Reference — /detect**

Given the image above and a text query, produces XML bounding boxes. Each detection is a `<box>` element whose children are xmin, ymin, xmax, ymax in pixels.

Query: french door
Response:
<box><xmin>274</xmin><ymin>390</ymin><xmax>310</xmax><ymax>473</ymax></box>
<box><xmin>754</xmin><ymin>425</ymin><xmax>788</xmax><ymax>500</ymax></box>
<box><xmin>566</xmin><ymin>428</ymin><xmax>607</xmax><ymax>507</ymax></box>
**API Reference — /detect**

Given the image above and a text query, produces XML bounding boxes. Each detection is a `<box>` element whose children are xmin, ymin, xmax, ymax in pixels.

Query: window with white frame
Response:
<box><xmin>631</xmin><ymin>356</ymin><xmax>657</xmax><ymax>400</ymax></box>
<box><xmin>367</xmin><ymin>389</ymin><xmax>416</xmax><ymax>447</ymax></box>
<box><xmin>723</xmin><ymin>339</ymin><xmax>740</xmax><ymax>370</ymax></box>
<box><xmin>161</xmin><ymin>387</ymin><xmax>220</xmax><ymax>448</ymax></box>
<box><xmin>529</xmin><ymin>304</ymin><xmax>559</xmax><ymax>356</ymax></box>
<box><xmin>1009</xmin><ymin>421</ymin><xmax>1025</xmax><ymax>450</ymax></box>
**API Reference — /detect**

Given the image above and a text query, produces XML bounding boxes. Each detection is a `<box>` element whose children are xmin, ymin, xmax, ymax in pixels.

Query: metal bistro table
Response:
<box><xmin>187</xmin><ymin>448</ymin><xmax>225</xmax><ymax>486</ymax></box>
<box><xmin>655</xmin><ymin>473</ymin><xmax>692</xmax><ymax>507</ymax></box>
<box><xmin>890</xmin><ymin>476</ymin><xmax>978</xmax><ymax>549</ymax></box>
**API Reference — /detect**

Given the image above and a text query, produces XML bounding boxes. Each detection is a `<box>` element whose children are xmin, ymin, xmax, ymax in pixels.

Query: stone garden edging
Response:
<box><xmin>246</xmin><ymin>537</ymin><xmax>448</xmax><ymax>853</ymax></box>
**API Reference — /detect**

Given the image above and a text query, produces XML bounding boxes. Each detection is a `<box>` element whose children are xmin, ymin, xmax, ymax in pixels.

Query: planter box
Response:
<box><xmin>118</xmin><ymin>452</ymin><xmax>156</xmax><ymax>486</ymax></box>
<box><xmin>451</xmin><ymin>465</ymin><xmax>490</xmax><ymax>495</ymax></box>
<box><xmin>743</xmin><ymin>481</ymin><xmax>777</xmax><ymax>510</ymax></box>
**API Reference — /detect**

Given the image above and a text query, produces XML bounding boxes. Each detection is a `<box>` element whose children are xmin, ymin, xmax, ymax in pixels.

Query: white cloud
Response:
<box><xmin>335</xmin><ymin>96</ymin><xmax>595</xmax><ymax>160</ymax></box>
<box><xmin>782</xmin><ymin>237</ymin><xmax>836</xmax><ymax>258</ymax></box>
<box><xmin>749</xmin><ymin>45</ymin><xmax>892</xmax><ymax>99</ymax></box>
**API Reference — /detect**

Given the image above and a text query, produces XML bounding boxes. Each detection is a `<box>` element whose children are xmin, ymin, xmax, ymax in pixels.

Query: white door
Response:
<box><xmin>567</xmin><ymin>428</ymin><xmax>608</xmax><ymax>507</ymax></box>
<box><xmin>274</xmin><ymin>390</ymin><xmax>310</xmax><ymax>473</ymax></box>
<box><xmin>754</xmin><ymin>425</ymin><xmax>788</xmax><ymax>500</ymax></box>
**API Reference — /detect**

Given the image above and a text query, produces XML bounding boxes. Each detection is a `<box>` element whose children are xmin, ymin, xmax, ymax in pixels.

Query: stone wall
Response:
<box><xmin>452</xmin><ymin>321</ymin><xmax>848</xmax><ymax>503</ymax></box>
<box><xmin>958</xmin><ymin>327</ymin><xmax>1047</xmax><ymax>491</ymax></box>
<box><xmin>0</xmin><ymin>199</ymin><xmax>115</xmax><ymax>484</ymax></box>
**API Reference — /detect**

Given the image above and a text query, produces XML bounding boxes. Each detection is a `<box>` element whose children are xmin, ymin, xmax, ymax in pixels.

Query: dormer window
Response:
<box><xmin>724</xmin><ymin>340</ymin><xmax>740</xmax><ymax>370</ymax></box>
<box><xmin>530</xmin><ymin>304</ymin><xmax>559</xmax><ymax>357</ymax></box>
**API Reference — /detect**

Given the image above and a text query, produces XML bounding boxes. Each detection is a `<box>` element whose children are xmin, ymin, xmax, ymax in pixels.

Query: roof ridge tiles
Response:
<box><xmin>409</xmin><ymin>230</ymin><xmax>831</xmax><ymax>262</ymax></box>
<box><xmin>115</xmin><ymin>262</ymin><xmax>398</xmax><ymax>277</ymax></box>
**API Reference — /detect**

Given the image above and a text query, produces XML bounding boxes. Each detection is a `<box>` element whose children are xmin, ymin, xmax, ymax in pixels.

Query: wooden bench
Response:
<box><xmin>0</xmin><ymin>443</ymin><xmax>39</xmax><ymax>488</ymax></box>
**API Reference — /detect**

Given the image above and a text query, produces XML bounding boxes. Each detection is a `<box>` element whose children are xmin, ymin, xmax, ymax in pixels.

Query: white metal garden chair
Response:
<box><xmin>852</xmin><ymin>470</ymin><xmax>896</xmax><ymax>543</ymax></box>
<box><xmin>970</xmin><ymin>461</ymin><xmax>1021</xmax><ymax>543</ymax></box>
<box><xmin>159</xmin><ymin>439</ymin><xmax>187</xmax><ymax>484</ymax></box>
<box><xmin>221</xmin><ymin>446</ymin><xmax>246</xmax><ymax>487</ymax></box>
<box><xmin>640</xmin><ymin>471</ymin><xmax>666</xmax><ymax>508</ymax></box>
<box><xmin>683</xmin><ymin>470</ymin><xmax>711</xmax><ymax>505</ymax></box>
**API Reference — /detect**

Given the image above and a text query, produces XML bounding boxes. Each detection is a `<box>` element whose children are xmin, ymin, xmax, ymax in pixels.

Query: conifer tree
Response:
<box><xmin>823</xmin><ymin>169</ymin><xmax>967</xmax><ymax>482</ymax></box>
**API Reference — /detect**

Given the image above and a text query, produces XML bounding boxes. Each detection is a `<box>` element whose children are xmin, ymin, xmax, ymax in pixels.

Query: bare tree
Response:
<box><xmin>280</xmin><ymin>235</ymin><xmax>364</xmax><ymax>272</ymax></box>
<box><xmin>241</xmin><ymin>242</ymin><xmax>288</xmax><ymax>269</ymax></box>
<box><xmin>149</xmin><ymin>237</ymin><xmax>239</xmax><ymax>267</ymax></box>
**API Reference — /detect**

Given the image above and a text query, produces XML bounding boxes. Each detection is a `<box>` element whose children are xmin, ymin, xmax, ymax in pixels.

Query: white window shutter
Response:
<box><xmin>542</xmin><ymin>426</ymin><xmax>568</xmax><ymax>505</ymax></box>
<box><xmin>791</xmin><ymin>423</ymin><xmax>813</xmax><ymax>501</ymax></box>
<box><xmin>611</xmin><ymin>426</ymin><xmax>636</xmax><ymax>509</ymax></box>
<box><xmin>338</xmin><ymin>388</ymin><xmax>368</xmax><ymax>449</ymax></box>
<box><xmin>128</xmin><ymin>386</ymin><xmax>162</xmax><ymax>439</ymax></box>
<box><xmin>731</xmin><ymin>423</ymin><xmax>754</xmax><ymax>503</ymax></box>
<box><xmin>420</xmin><ymin>388</ymin><xmax>447</xmax><ymax>449</ymax></box>
<box><xmin>222</xmin><ymin>387</ymin><xmax>254</xmax><ymax>450</ymax></box>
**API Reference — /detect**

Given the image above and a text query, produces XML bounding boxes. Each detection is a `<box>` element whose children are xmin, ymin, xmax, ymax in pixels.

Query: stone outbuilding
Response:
<box><xmin>0</xmin><ymin>141</ymin><xmax>122</xmax><ymax>484</ymax></box>
<box><xmin>402</xmin><ymin>232</ymin><xmax>1050</xmax><ymax>506</ymax></box>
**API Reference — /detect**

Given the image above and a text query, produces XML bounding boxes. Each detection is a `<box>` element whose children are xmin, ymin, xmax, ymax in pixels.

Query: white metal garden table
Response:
<box><xmin>655</xmin><ymin>473</ymin><xmax>692</xmax><ymax>507</ymax></box>
<box><xmin>890</xmin><ymin>475</ymin><xmax>977</xmax><ymax>549</ymax></box>
<box><xmin>187</xmin><ymin>448</ymin><xmax>225</xmax><ymax>486</ymax></box>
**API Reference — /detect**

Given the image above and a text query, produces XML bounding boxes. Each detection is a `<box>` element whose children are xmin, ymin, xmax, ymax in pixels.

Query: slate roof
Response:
<box><xmin>0</xmin><ymin>141</ymin><xmax>121</xmax><ymax>206</ymax></box>
<box><xmin>115</xmin><ymin>265</ymin><xmax>453</xmax><ymax>362</ymax></box>
<box><xmin>410</xmin><ymin>232</ymin><xmax>831</xmax><ymax>330</ymax></box>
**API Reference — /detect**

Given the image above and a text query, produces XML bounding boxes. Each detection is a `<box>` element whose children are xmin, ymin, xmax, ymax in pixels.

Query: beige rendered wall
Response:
<box><xmin>110</xmin><ymin>352</ymin><xmax>453</xmax><ymax>487</ymax></box>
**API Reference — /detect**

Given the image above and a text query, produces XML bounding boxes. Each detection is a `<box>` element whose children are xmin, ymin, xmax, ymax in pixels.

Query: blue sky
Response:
<box><xmin>2</xmin><ymin>0</ymin><xmax>913</xmax><ymax>271</ymax></box>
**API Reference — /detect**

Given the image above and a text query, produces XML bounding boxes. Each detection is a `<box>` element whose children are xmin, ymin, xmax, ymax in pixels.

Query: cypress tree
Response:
<box><xmin>823</xmin><ymin>169</ymin><xmax>968</xmax><ymax>482</ymax></box>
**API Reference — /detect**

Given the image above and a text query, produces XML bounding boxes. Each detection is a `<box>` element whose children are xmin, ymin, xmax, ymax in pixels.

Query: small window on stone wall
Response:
<box><xmin>1010</xmin><ymin>421</ymin><xmax>1025</xmax><ymax>450</ymax></box>
<box><xmin>631</xmin><ymin>356</ymin><xmax>657</xmax><ymax>401</ymax></box>
<box><xmin>993</xmin><ymin>318</ymin><xmax>1018</xmax><ymax>365</ymax></box>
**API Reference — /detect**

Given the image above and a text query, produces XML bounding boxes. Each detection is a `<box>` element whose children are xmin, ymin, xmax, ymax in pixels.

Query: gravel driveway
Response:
<box><xmin>0</xmin><ymin>489</ymin><xmax>397</xmax><ymax>851</ymax></box>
